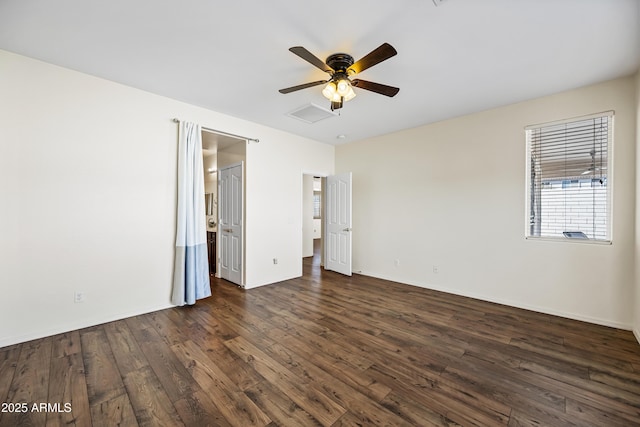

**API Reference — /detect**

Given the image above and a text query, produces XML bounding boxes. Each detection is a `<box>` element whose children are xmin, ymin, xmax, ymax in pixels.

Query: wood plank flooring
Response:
<box><xmin>2</xmin><ymin>247</ymin><xmax>640</xmax><ymax>426</ymax></box>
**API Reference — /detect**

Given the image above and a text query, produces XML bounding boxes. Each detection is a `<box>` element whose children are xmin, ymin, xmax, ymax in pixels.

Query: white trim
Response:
<box><xmin>301</xmin><ymin>170</ymin><xmax>330</xmax><ymax>268</ymax></box>
<box><xmin>0</xmin><ymin>303</ymin><xmax>174</xmax><ymax>348</ymax></box>
<box><xmin>524</xmin><ymin>236</ymin><xmax>612</xmax><ymax>245</ymax></box>
<box><xmin>606</xmin><ymin>113</ymin><xmax>615</xmax><ymax>242</ymax></box>
<box><xmin>356</xmin><ymin>270</ymin><xmax>633</xmax><ymax>331</ymax></box>
<box><xmin>524</xmin><ymin>110</ymin><xmax>614</xmax><ymax>130</ymax></box>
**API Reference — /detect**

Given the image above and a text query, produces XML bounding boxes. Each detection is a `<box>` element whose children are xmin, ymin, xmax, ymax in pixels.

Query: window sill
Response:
<box><xmin>525</xmin><ymin>236</ymin><xmax>612</xmax><ymax>245</ymax></box>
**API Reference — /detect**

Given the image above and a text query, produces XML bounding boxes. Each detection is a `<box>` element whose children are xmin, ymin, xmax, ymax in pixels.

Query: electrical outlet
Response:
<box><xmin>74</xmin><ymin>291</ymin><xmax>85</xmax><ymax>303</ymax></box>
<box><xmin>433</xmin><ymin>266</ymin><xmax>439</xmax><ymax>274</ymax></box>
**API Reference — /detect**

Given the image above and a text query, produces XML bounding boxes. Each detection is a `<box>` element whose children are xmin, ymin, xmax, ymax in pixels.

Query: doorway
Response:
<box><xmin>302</xmin><ymin>174</ymin><xmax>323</xmax><ymax>266</ymax></box>
<box><xmin>302</xmin><ymin>172</ymin><xmax>353</xmax><ymax>276</ymax></box>
<box><xmin>201</xmin><ymin>130</ymin><xmax>246</xmax><ymax>286</ymax></box>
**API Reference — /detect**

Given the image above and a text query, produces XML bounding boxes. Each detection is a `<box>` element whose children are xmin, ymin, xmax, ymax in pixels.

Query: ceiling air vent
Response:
<box><xmin>287</xmin><ymin>103</ymin><xmax>337</xmax><ymax>124</ymax></box>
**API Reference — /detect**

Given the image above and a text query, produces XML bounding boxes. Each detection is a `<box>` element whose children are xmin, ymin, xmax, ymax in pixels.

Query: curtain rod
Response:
<box><xmin>172</xmin><ymin>118</ymin><xmax>259</xmax><ymax>143</ymax></box>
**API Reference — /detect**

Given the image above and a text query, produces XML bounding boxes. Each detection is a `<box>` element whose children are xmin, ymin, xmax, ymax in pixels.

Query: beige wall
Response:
<box><xmin>635</xmin><ymin>69</ymin><xmax>640</xmax><ymax>341</ymax></box>
<box><xmin>217</xmin><ymin>140</ymin><xmax>246</xmax><ymax>169</ymax></box>
<box><xmin>0</xmin><ymin>49</ymin><xmax>334</xmax><ymax>346</ymax></box>
<box><xmin>245</xmin><ymin>128</ymin><xmax>334</xmax><ymax>288</ymax></box>
<box><xmin>337</xmin><ymin>76</ymin><xmax>637</xmax><ymax>329</ymax></box>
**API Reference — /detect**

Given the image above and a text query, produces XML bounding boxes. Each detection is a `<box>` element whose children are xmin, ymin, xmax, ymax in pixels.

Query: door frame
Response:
<box><xmin>301</xmin><ymin>172</ymin><xmax>328</xmax><ymax>268</ymax></box>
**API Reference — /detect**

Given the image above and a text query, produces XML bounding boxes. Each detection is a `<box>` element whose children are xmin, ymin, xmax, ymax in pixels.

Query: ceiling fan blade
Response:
<box><xmin>352</xmin><ymin>79</ymin><xmax>399</xmax><ymax>97</ymax></box>
<box><xmin>289</xmin><ymin>46</ymin><xmax>333</xmax><ymax>73</ymax></box>
<box><xmin>348</xmin><ymin>43</ymin><xmax>397</xmax><ymax>75</ymax></box>
<box><xmin>278</xmin><ymin>80</ymin><xmax>327</xmax><ymax>94</ymax></box>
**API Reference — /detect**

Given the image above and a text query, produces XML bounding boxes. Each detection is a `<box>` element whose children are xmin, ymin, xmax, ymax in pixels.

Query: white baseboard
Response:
<box><xmin>634</xmin><ymin>328</ymin><xmax>640</xmax><ymax>345</ymax></box>
<box><xmin>356</xmin><ymin>270</ymin><xmax>632</xmax><ymax>331</ymax></box>
<box><xmin>244</xmin><ymin>273</ymin><xmax>301</xmax><ymax>290</ymax></box>
<box><xmin>0</xmin><ymin>303</ymin><xmax>175</xmax><ymax>349</ymax></box>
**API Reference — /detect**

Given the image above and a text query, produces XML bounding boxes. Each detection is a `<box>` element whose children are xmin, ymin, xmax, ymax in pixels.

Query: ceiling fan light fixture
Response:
<box><xmin>323</xmin><ymin>79</ymin><xmax>356</xmax><ymax>104</ymax></box>
<box><xmin>336</xmin><ymin>78</ymin><xmax>350</xmax><ymax>96</ymax></box>
<box><xmin>343</xmin><ymin>85</ymin><xmax>356</xmax><ymax>101</ymax></box>
<box><xmin>322</xmin><ymin>81</ymin><xmax>337</xmax><ymax>100</ymax></box>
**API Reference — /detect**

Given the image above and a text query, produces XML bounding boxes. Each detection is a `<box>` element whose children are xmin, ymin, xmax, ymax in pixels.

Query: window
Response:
<box><xmin>313</xmin><ymin>191</ymin><xmax>322</xmax><ymax>219</ymax></box>
<box><xmin>525</xmin><ymin>112</ymin><xmax>612</xmax><ymax>242</ymax></box>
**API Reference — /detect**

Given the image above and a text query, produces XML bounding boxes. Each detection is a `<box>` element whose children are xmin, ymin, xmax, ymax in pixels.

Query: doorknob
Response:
<box><xmin>343</xmin><ymin>227</ymin><xmax>352</xmax><ymax>232</ymax></box>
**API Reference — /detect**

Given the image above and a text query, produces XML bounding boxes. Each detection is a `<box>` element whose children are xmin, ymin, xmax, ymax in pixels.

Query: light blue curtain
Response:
<box><xmin>171</xmin><ymin>121</ymin><xmax>211</xmax><ymax>305</ymax></box>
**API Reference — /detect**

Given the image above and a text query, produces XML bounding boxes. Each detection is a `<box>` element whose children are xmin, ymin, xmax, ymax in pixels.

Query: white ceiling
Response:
<box><xmin>1</xmin><ymin>0</ymin><xmax>638</xmax><ymax>145</ymax></box>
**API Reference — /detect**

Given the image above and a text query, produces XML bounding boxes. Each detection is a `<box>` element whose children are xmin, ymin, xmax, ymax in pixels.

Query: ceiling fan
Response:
<box><xmin>279</xmin><ymin>43</ymin><xmax>399</xmax><ymax>111</ymax></box>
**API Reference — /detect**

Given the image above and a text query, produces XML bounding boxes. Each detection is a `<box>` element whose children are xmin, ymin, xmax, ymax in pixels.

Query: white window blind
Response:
<box><xmin>313</xmin><ymin>192</ymin><xmax>321</xmax><ymax>219</ymax></box>
<box><xmin>526</xmin><ymin>112</ymin><xmax>612</xmax><ymax>242</ymax></box>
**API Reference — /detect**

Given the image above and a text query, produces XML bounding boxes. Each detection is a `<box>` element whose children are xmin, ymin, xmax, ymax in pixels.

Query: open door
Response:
<box><xmin>218</xmin><ymin>162</ymin><xmax>243</xmax><ymax>285</ymax></box>
<box><xmin>325</xmin><ymin>172</ymin><xmax>352</xmax><ymax>276</ymax></box>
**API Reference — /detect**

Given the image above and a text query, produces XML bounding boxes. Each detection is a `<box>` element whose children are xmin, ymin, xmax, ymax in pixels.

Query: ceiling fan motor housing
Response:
<box><xmin>326</xmin><ymin>53</ymin><xmax>355</xmax><ymax>74</ymax></box>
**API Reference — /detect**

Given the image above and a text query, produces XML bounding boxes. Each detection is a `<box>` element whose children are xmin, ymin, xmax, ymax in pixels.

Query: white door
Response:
<box><xmin>325</xmin><ymin>172</ymin><xmax>352</xmax><ymax>276</ymax></box>
<box><xmin>218</xmin><ymin>163</ymin><xmax>243</xmax><ymax>285</ymax></box>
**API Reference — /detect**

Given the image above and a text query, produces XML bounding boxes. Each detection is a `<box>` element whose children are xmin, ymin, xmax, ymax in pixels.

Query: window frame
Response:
<box><xmin>524</xmin><ymin>111</ymin><xmax>614</xmax><ymax>244</ymax></box>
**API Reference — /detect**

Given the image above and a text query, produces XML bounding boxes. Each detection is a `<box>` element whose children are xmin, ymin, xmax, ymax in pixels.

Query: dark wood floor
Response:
<box><xmin>2</xmin><ymin>246</ymin><xmax>640</xmax><ymax>426</ymax></box>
